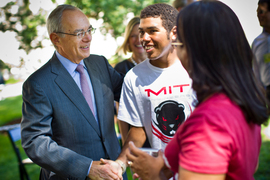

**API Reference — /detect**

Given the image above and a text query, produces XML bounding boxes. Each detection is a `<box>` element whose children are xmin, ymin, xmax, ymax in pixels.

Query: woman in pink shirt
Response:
<box><xmin>126</xmin><ymin>1</ymin><xmax>269</xmax><ymax>180</ymax></box>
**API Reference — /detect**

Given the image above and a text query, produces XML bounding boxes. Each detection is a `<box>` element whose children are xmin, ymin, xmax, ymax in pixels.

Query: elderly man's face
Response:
<box><xmin>56</xmin><ymin>9</ymin><xmax>92</xmax><ymax>64</ymax></box>
<box><xmin>257</xmin><ymin>3</ymin><xmax>270</xmax><ymax>29</ymax></box>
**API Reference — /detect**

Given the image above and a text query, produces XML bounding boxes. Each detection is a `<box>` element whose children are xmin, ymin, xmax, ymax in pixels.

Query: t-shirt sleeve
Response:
<box><xmin>178</xmin><ymin>113</ymin><xmax>233</xmax><ymax>174</ymax></box>
<box><xmin>117</xmin><ymin>72</ymin><xmax>143</xmax><ymax>127</ymax></box>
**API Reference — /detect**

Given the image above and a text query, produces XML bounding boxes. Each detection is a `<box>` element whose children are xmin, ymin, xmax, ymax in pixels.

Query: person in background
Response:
<box><xmin>252</xmin><ymin>0</ymin><xmax>270</xmax><ymax>103</ymax></box>
<box><xmin>114</xmin><ymin>16</ymin><xmax>147</xmax><ymax>76</ymax></box>
<box><xmin>114</xmin><ymin>16</ymin><xmax>148</xmax><ymax>145</ymax></box>
<box><xmin>0</xmin><ymin>71</ymin><xmax>4</xmax><ymax>84</ymax></box>
<box><xmin>21</xmin><ymin>4</ymin><xmax>126</xmax><ymax>180</ymax></box>
<box><xmin>127</xmin><ymin>1</ymin><xmax>269</xmax><ymax>180</ymax></box>
<box><xmin>101</xmin><ymin>3</ymin><xmax>196</xmax><ymax>176</ymax></box>
<box><xmin>172</xmin><ymin>0</ymin><xmax>195</xmax><ymax>11</ymax></box>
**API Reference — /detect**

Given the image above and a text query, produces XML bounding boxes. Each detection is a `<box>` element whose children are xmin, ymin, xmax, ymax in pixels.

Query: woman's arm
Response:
<box><xmin>178</xmin><ymin>167</ymin><xmax>225</xmax><ymax>180</ymax></box>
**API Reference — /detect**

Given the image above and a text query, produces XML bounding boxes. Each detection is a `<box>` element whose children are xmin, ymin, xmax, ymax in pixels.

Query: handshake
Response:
<box><xmin>87</xmin><ymin>158</ymin><xmax>126</xmax><ymax>180</ymax></box>
<box><xmin>87</xmin><ymin>144</ymin><xmax>160</xmax><ymax>180</ymax></box>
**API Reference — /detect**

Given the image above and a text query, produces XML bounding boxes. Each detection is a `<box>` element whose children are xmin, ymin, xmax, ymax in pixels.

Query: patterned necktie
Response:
<box><xmin>76</xmin><ymin>64</ymin><xmax>95</xmax><ymax>117</ymax></box>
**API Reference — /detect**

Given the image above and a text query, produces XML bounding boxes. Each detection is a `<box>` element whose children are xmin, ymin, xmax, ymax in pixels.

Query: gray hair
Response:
<box><xmin>47</xmin><ymin>4</ymin><xmax>81</xmax><ymax>37</ymax></box>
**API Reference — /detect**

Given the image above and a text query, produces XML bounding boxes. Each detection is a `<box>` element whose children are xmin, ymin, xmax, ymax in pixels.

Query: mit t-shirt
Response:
<box><xmin>117</xmin><ymin>59</ymin><xmax>196</xmax><ymax>150</ymax></box>
<box><xmin>164</xmin><ymin>93</ymin><xmax>261</xmax><ymax>180</ymax></box>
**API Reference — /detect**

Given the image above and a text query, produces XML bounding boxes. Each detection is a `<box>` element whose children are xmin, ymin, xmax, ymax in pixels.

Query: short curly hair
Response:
<box><xmin>140</xmin><ymin>3</ymin><xmax>178</xmax><ymax>34</ymax></box>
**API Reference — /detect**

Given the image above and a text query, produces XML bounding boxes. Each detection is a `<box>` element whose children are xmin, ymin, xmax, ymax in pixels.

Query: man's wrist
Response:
<box><xmin>115</xmin><ymin>159</ymin><xmax>126</xmax><ymax>174</ymax></box>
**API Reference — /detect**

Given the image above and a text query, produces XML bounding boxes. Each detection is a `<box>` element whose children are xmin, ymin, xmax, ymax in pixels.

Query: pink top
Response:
<box><xmin>164</xmin><ymin>93</ymin><xmax>261</xmax><ymax>180</ymax></box>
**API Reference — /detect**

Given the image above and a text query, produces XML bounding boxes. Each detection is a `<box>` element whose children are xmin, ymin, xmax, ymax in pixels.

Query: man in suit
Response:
<box><xmin>21</xmin><ymin>4</ymin><xmax>125</xmax><ymax>180</ymax></box>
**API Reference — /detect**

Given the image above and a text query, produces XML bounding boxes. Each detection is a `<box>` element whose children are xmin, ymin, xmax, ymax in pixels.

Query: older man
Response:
<box><xmin>21</xmin><ymin>4</ymin><xmax>125</xmax><ymax>180</ymax></box>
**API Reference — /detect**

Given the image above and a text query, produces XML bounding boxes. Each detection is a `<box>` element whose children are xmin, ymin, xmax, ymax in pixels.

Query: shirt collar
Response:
<box><xmin>55</xmin><ymin>51</ymin><xmax>86</xmax><ymax>74</ymax></box>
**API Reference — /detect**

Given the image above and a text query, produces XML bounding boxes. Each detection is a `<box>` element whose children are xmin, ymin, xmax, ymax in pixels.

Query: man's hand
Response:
<box><xmin>88</xmin><ymin>160</ymin><xmax>122</xmax><ymax>180</ymax></box>
<box><xmin>100</xmin><ymin>158</ymin><xmax>124</xmax><ymax>179</ymax></box>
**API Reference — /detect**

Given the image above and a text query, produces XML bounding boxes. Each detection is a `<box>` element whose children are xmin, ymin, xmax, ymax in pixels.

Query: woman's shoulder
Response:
<box><xmin>187</xmin><ymin>93</ymin><xmax>242</xmax><ymax>124</ymax></box>
<box><xmin>114</xmin><ymin>59</ymin><xmax>134</xmax><ymax>74</ymax></box>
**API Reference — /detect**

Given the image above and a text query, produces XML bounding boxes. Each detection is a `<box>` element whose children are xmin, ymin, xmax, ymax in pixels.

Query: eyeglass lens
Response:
<box><xmin>77</xmin><ymin>27</ymin><xmax>95</xmax><ymax>38</ymax></box>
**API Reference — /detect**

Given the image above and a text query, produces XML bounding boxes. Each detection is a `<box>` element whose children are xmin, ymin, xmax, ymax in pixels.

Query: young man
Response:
<box><xmin>252</xmin><ymin>0</ymin><xmax>270</xmax><ymax>102</ymax></box>
<box><xmin>105</xmin><ymin>3</ymin><xmax>196</xmax><ymax>174</ymax></box>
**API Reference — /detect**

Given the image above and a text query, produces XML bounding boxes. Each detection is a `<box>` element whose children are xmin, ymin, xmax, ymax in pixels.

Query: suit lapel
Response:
<box><xmin>50</xmin><ymin>53</ymin><xmax>101</xmax><ymax>136</ymax></box>
<box><xmin>84</xmin><ymin>58</ymin><xmax>105</xmax><ymax>135</ymax></box>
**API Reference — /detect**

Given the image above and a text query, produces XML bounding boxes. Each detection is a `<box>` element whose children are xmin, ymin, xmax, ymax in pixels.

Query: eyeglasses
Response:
<box><xmin>171</xmin><ymin>42</ymin><xmax>183</xmax><ymax>46</ymax></box>
<box><xmin>55</xmin><ymin>27</ymin><xmax>96</xmax><ymax>39</ymax></box>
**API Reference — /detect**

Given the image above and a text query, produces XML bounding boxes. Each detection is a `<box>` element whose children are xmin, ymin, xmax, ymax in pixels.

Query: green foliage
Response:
<box><xmin>109</xmin><ymin>54</ymin><xmax>124</xmax><ymax>66</ymax></box>
<box><xmin>0</xmin><ymin>0</ymin><xmax>47</xmax><ymax>53</ymax></box>
<box><xmin>0</xmin><ymin>0</ymin><xmax>174</xmax><ymax>56</ymax></box>
<box><xmin>0</xmin><ymin>60</ymin><xmax>9</xmax><ymax>70</ymax></box>
<box><xmin>65</xmin><ymin>0</ymin><xmax>173</xmax><ymax>38</ymax></box>
<box><xmin>4</xmin><ymin>77</ymin><xmax>20</xmax><ymax>84</ymax></box>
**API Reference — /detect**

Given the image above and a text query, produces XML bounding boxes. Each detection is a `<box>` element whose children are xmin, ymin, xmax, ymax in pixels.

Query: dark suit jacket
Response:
<box><xmin>21</xmin><ymin>53</ymin><xmax>124</xmax><ymax>180</ymax></box>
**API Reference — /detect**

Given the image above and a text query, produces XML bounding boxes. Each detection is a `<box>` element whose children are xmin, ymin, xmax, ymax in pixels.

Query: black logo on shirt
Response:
<box><xmin>153</xmin><ymin>100</ymin><xmax>185</xmax><ymax>137</ymax></box>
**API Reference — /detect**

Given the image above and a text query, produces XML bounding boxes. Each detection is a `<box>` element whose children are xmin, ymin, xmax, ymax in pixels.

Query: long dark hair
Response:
<box><xmin>176</xmin><ymin>0</ymin><xmax>269</xmax><ymax>125</ymax></box>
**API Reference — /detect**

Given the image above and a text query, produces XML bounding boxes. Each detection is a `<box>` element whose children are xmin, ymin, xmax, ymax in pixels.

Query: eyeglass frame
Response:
<box><xmin>55</xmin><ymin>26</ymin><xmax>96</xmax><ymax>38</ymax></box>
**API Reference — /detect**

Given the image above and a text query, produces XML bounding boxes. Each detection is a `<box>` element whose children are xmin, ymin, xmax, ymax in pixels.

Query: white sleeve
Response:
<box><xmin>117</xmin><ymin>72</ymin><xmax>143</xmax><ymax>127</ymax></box>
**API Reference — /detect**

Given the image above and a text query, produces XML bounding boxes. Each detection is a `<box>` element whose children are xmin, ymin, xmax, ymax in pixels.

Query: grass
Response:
<box><xmin>0</xmin><ymin>95</ymin><xmax>23</xmax><ymax>126</ymax></box>
<box><xmin>4</xmin><ymin>78</ymin><xmax>21</xmax><ymax>85</ymax></box>
<box><xmin>0</xmin><ymin>133</ymin><xmax>40</xmax><ymax>180</ymax></box>
<box><xmin>254</xmin><ymin>125</ymin><xmax>270</xmax><ymax>180</ymax></box>
<box><xmin>0</xmin><ymin>95</ymin><xmax>269</xmax><ymax>179</ymax></box>
<box><xmin>0</xmin><ymin>95</ymin><xmax>40</xmax><ymax>180</ymax></box>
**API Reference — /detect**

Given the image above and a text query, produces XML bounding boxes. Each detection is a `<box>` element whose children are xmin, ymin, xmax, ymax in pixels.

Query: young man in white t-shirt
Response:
<box><xmin>101</xmin><ymin>3</ymin><xmax>196</xmax><ymax>175</ymax></box>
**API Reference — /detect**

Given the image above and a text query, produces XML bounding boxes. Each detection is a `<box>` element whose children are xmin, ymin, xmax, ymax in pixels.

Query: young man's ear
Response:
<box><xmin>50</xmin><ymin>33</ymin><xmax>60</xmax><ymax>47</ymax></box>
<box><xmin>171</xmin><ymin>26</ymin><xmax>177</xmax><ymax>41</ymax></box>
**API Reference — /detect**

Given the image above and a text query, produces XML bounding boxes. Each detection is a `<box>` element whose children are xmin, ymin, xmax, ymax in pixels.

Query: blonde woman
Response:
<box><xmin>114</xmin><ymin>16</ymin><xmax>147</xmax><ymax>75</ymax></box>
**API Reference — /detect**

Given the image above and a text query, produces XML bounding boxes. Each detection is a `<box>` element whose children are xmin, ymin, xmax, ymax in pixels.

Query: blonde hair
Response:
<box><xmin>116</xmin><ymin>17</ymin><xmax>140</xmax><ymax>55</ymax></box>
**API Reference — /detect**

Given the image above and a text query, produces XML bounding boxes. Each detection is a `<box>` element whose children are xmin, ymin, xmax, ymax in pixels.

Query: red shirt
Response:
<box><xmin>164</xmin><ymin>93</ymin><xmax>261</xmax><ymax>180</ymax></box>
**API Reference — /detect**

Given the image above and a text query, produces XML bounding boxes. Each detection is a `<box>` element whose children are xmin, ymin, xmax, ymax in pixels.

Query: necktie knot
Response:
<box><xmin>76</xmin><ymin>64</ymin><xmax>85</xmax><ymax>74</ymax></box>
